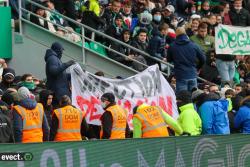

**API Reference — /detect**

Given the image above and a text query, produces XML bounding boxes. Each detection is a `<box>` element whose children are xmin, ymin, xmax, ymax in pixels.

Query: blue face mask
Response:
<box><xmin>153</xmin><ymin>15</ymin><xmax>162</xmax><ymax>22</ymax></box>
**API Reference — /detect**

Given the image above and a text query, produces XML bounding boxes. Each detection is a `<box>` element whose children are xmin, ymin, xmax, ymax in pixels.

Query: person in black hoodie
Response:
<box><xmin>108</xmin><ymin>29</ymin><xmax>134</xmax><ymax>67</ymax></box>
<box><xmin>44</xmin><ymin>42</ymin><xmax>75</xmax><ymax>105</ymax></box>
<box><xmin>39</xmin><ymin>89</ymin><xmax>54</xmax><ymax>128</ymax></box>
<box><xmin>0</xmin><ymin>68</ymin><xmax>16</xmax><ymax>92</ymax></box>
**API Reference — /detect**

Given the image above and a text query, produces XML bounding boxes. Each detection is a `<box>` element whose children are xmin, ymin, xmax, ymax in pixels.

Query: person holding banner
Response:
<box><xmin>100</xmin><ymin>93</ymin><xmax>130</xmax><ymax>139</ymax></box>
<box><xmin>133</xmin><ymin>104</ymin><xmax>183</xmax><ymax>138</ymax></box>
<box><xmin>45</xmin><ymin>42</ymin><xmax>75</xmax><ymax>106</ymax></box>
<box><xmin>50</xmin><ymin>95</ymin><xmax>88</xmax><ymax>141</ymax></box>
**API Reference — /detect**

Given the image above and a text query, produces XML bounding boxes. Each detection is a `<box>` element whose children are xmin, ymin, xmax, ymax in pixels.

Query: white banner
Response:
<box><xmin>70</xmin><ymin>64</ymin><xmax>178</xmax><ymax>126</ymax></box>
<box><xmin>215</xmin><ymin>24</ymin><xmax>250</xmax><ymax>55</ymax></box>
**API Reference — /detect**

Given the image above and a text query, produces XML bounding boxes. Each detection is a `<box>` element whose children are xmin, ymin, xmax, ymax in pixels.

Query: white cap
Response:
<box><xmin>191</xmin><ymin>14</ymin><xmax>201</xmax><ymax>20</ymax></box>
<box><xmin>164</xmin><ymin>5</ymin><xmax>175</xmax><ymax>13</ymax></box>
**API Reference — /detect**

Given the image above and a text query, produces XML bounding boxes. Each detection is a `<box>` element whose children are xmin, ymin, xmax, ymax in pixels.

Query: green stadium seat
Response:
<box><xmin>89</xmin><ymin>42</ymin><xmax>107</xmax><ymax>57</ymax></box>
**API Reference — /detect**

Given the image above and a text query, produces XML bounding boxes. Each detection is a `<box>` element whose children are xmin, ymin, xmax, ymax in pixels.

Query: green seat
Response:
<box><xmin>75</xmin><ymin>28</ymin><xmax>81</xmax><ymax>34</ymax></box>
<box><xmin>76</xmin><ymin>41</ymin><xmax>90</xmax><ymax>49</ymax></box>
<box><xmin>84</xmin><ymin>42</ymin><xmax>90</xmax><ymax>49</ymax></box>
<box><xmin>89</xmin><ymin>42</ymin><xmax>107</xmax><ymax>57</ymax></box>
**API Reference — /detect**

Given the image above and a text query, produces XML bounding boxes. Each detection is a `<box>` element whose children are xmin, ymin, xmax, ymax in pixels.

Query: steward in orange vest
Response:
<box><xmin>100</xmin><ymin>93</ymin><xmax>130</xmax><ymax>139</ymax></box>
<box><xmin>133</xmin><ymin>104</ymin><xmax>183</xmax><ymax>138</ymax></box>
<box><xmin>50</xmin><ymin>95</ymin><xmax>88</xmax><ymax>141</ymax></box>
<box><xmin>13</xmin><ymin>87</ymin><xmax>50</xmax><ymax>143</ymax></box>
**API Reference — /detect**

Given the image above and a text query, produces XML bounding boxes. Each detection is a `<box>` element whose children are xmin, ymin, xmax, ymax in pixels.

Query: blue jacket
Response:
<box><xmin>234</xmin><ymin>99</ymin><xmax>250</xmax><ymax>133</ymax></box>
<box><xmin>147</xmin><ymin>29</ymin><xmax>167</xmax><ymax>60</ymax></box>
<box><xmin>13</xmin><ymin>98</ymin><xmax>50</xmax><ymax>142</ymax></box>
<box><xmin>198</xmin><ymin>99</ymin><xmax>230</xmax><ymax>135</ymax></box>
<box><xmin>45</xmin><ymin>42</ymin><xmax>71</xmax><ymax>101</ymax></box>
<box><xmin>167</xmin><ymin>34</ymin><xmax>206</xmax><ymax>80</ymax></box>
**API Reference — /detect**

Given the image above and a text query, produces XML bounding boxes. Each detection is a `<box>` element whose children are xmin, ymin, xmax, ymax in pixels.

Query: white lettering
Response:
<box><xmin>66</xmin><ymin>149</ymin><xmax>73</xmax><ymax>167</ymax></box>
<box><xmin>137</xmin><ymin>149</ymin><xmax>165</xmax><ymax>167</ymax></box>
<box><xmin>79</xmin><ymin>149</ymin><xmax>87</xmax><ymax>167</ymax></box>
<box><xmin>40</xmin><ymin>149</ymin><xmax>61</xmax><ymax>167</ymax></box>
<box><xmin>192</xmin><ymin>138</ymin><xmax>218</xmax><ymax>167</ymax></box>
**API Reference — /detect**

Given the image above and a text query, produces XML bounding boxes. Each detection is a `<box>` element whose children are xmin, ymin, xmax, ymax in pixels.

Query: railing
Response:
<box><xmin>19</xmin><ymin>0</ymin><xmax>209</xmax><ymax>83</ymax></box>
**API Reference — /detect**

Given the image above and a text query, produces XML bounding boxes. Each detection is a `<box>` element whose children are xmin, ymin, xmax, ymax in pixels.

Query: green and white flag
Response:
<box><xmin>215</xmin><ymin>24</ymin><xmax>250</xmax><ymax>55</ymax></box>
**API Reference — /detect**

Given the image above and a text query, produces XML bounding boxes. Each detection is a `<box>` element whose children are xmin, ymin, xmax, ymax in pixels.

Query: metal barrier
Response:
<box><xmin>18</xmin><ymin>0</ymin><xmax>210</xmax><ymax>83</ymax></box>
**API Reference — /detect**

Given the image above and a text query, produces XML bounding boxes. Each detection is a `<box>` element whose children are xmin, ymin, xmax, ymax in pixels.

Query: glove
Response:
<box><xmin>65</xmin><ymin>60</ymin><xmax>75</xmax><ymax>67</ymax></box>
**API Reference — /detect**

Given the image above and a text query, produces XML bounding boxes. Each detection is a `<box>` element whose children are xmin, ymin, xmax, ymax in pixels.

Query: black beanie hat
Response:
<box><xmin>2</xmin><ymin>68</ymin><xmax>16</xmax><ymax>78</ymax></box>
<box><xmin>2</xmin><ymin>92</ymin><xmax>14</xmax><ymax>106</ymax></box>
<box><xmin>115</xmin><ymin>14</ymin><xmax>123</xmax><ymax>20</ymax></box>
<box><xmin>152</xmin><ymin>8</ymin><xmax>161</xmax><ymax>15</ymax></box>
<box><xmin>101</xmin><ymin>92</ymin><xmax>115</xmax><ymax>103</ymax></box>
<box><xmin>176</xmin><ymin>90</ymin><xmax>192</xmax><ymax>104</ymax></box>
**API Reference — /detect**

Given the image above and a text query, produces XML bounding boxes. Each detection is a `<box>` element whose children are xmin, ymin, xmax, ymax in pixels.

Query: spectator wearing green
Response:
<box><xmin>176</xmin><ymin>90</ymin><xmax>202</xmax><ymax>136</ymax></box>
<box><xmin>190</xmin><ymin>22</ymin><xmax>214</xmax><ymax>55</ymax></box>
<box><xmin>190</xmin><ymin>22</ymin><xmax>217</xmax><ymax>82</ymax></box>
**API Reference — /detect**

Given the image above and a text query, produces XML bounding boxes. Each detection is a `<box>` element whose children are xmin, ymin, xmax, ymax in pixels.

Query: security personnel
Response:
<box><xmin>100</xmin><ymin>92</ymin><xmax>130</xmax><ymax>139</ymax></box>
<box><xmin>133</xmin><ymin>104</ymin><xmax>183</xmax><ymax>138</ymax></box>
<box><xmin>13</xmin><ymin>87</ymin><xmax>49</xmax><ymax>143</ymax></box>
<box><xmin>50</xmin><ymin>95</ymin><xmax>88</xmax><ymax>141</ymax></box>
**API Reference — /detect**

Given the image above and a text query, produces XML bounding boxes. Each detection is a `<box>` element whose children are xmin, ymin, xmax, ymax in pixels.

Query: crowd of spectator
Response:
<box><xmin>1</xmin><ymin>0</ymin><xmax>249</xmax><ymax>142</ymax></box>
<box><xmin>10</xmin><ymin>0</ymin><xmax>250</xmax><ymax>85</ymax></box>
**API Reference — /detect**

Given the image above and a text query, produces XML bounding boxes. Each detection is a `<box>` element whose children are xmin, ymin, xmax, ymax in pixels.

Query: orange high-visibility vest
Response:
<box><xmin>53</xmin><ymin>105</ymin><xmax>85</xmax><ymax>141</ymax></box>
<box><xmin>14</xmin><ymin>103</ymin><xmax>44</xmax><ymax>143</ymax></box>
<box><xmin>100</xmin><ymin>105</ymin><xmax>127</xmax><ymax>139</ymax></box>
<box><xmin>133</xmin><ymin>106</ymin><xmax>169</xmax><ymax>138</ymax></box>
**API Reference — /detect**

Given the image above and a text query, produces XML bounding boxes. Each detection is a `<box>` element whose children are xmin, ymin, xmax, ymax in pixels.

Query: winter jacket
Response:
<box><xmin>0</xmin><ymin>110</ymin><xmax>14</xmax><ymax>143</ymax></box>
<box><xmin>101</xmin><ymin>9</ymin><xmax>122</xmax><ymax>30</ymax></box>
<box><xmin>147</xmin><ymin>29</ymin><xmax>167</xmax><ymax>61</ymax></box>
<box><xmin>190</xmin><ymin>34</ymin><xmax>215</xmax><ymax>55</ymax></box>
<box><xmin>81</xmin><ymin>0</ymin><xmax>100</xmax><ymax>16</ymax></box>
<box><xmin>13</xmin><ymin>98</ymin><xmax>50</xmax><ymax>142</ymax></box>
<box><xmin>108</xmin><ymin>39</ymin><xmax>133</xmax><ymax>67</ymax></box>
<box><xmin>178</xmin><ymin>103</ymin><xmax>202</xmax><ymax>135</ymax></box>
<box><xmin>234</xmin><ymin>96</ymin><xmax>250</xmax><ymax>133</ymax></box>
<box><xmin>45</xmin><ymin>43</ymin><xmax>71</xmax><ymax>102</ymax></box>
<box><xmin>167</xmin><ymin>34</ymin><xmax>206</xmax><ymax>80</ymax></box>
<box><xmin>198</xmin><ymin>99</ymin><xmax>230</xmax><ymax>135</ymax></box>
<box><xmin>229</xmin><ymin>8</ymin><xmax>250</xmax><ymax>26</ymax></box>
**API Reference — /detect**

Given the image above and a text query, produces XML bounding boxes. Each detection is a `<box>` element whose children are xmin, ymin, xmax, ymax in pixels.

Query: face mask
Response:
<box><xmin>235</xmin><ymin>7</ymin><xmax>242</xmax><ymax>11</ymax></box>
<box><xmin>171</xmin><ymin>20</ymin><xmax>178</xmax><ymax>28</ymax></box>
<box><xmin>21</xmin><ymin>81</ymin><xmax>36</xmax><ymax>90</ymax></box>
<box><xmin>101</xmin><ymin>102</ymin><xmax>107</xmax><ymax>109</ymax></box>
<box><xmin>153</xmin><ymin>15</ymin><xmax>161</xmax><ymax>22</ymax></box>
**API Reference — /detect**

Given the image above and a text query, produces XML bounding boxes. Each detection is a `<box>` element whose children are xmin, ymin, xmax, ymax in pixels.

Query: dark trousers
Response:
<box><xmin>53</xmin><ymin>0</ymin><xmax>76</xmax><ymax>28</ymax></box>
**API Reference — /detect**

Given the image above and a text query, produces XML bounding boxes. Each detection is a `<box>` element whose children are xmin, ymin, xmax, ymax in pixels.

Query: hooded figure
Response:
<box><xmin>0</xmin><ymin>68</ymin><xmax>16</xmax><ymax>91</ymax></box>
<box><xmin>39</xmin><ymin>89</ymin><xmax>53</xmax><ymax>128</ymax></box>
<box><xmin>44</xmin><ymin>42</ymin><xmax>75</xmax><ymax>104</ymax></box>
